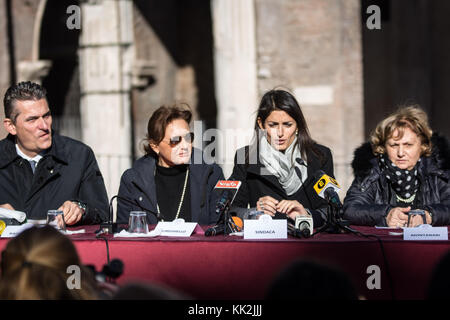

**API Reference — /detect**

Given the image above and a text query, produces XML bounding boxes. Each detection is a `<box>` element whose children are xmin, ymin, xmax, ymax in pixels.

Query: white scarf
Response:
<box><xmin>259</xmin><ymin>134</ymin><xmax>307</xmax><ymax>196</ymax></box>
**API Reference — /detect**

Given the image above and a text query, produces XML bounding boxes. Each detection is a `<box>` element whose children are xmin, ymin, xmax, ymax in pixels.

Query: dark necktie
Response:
<box><xmin>29</xmin><ymin>160</ymin><xmax>37</xmax><ymax>174</ymax></box>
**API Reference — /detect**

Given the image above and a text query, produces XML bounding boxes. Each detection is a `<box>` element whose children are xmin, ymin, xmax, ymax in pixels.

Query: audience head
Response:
<box><xmin>0</xmin><ymin>226</ymin><xmax>98</xmax><ymax>300</ymax></box>
<box><xmin>427</xmin><ymin>250</ymin><xmax>450</xmax><ymax>299</ymax></box>
<box><xmin>144</xmin><ymin>103</ymin><xmax>194</xmax><ymax>167</ymax></box>
<box><xmin>266</xmin><ymin>259</ymin><xmax>358</xmax><ymax>300</ymax></box>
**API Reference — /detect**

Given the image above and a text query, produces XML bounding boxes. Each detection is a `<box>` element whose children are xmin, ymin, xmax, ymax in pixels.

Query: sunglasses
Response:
<box><xmin>163</xmin><ymin>132</ymin><xmax>195</xmax><ymax>147</ymax></box>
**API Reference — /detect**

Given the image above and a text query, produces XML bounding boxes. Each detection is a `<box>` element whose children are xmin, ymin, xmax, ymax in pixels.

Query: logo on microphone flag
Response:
<box><xmin>215</xmin><ymin>180</ymin><xmax>241</xmax><ymax>189</ymax></box>
<box><xmin>313</xmin><ymin>174</ymin><xmax>340</xmax><ymax>197</ymax></box>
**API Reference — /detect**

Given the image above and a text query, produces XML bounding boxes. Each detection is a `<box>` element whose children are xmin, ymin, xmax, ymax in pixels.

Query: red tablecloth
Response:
<box><xmin>0</xmin><ymin>225</ymin><xmax>448</xmax><ymax>300</ymax></box>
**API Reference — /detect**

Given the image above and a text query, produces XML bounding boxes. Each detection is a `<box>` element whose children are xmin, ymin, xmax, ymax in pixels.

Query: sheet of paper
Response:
<box><xmin>1</xmin><ymin>223</ymin><xmax>35</xmax><ymax>238</ymax></box>
<box><xmin>114</xmin><ymin>229</ymin><xmax>161</xmax><ymax>238</ymax></box>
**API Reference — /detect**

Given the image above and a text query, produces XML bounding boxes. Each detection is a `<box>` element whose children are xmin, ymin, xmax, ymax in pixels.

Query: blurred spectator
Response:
<box><xmin>0</xmin><ymin>226</ymin><xmax>99</xmax><ymax>299</ymax></box>
<box><xmin>427</xmin><ymin>250</ymin><xmax>450</xmax><ymax>299</ymax></box>
<box><xmin>266</xmin><ymin>259</ymin><xmax>358</xmax><ymax>300</ymax></box>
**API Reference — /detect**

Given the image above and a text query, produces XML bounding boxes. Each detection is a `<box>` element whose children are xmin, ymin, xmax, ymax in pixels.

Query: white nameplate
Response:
<box><xmin>403</xmin><ymin>225</ymin><xmax>448</xmax><ymax>241</ymax></box>
<box><xmin>244</xmin><ymin>215</ymin><xmax>287</xmax><ymax>239</ymax></box>
<box><xmin>153</xmin><ymin>219</ymin><xmax>199</xmax><ymax>237</ymax></box>
<box><xmin>1</xmin><ymin>223</ymin><xmax>35</xmax><ymax>238</ymax></box>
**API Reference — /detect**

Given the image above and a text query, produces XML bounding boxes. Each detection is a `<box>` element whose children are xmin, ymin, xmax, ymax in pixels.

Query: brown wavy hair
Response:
<box><xmin>0</xmin><ymin>226</ymin><xmax>99</xmax><ymax>300</ymax></box>
<box><xmin>370</xmin><ymin>105</ymin><xmax>433</xmax><ymax>157</ymax></box>
<box><xmin>144</xmin><ymin>103</ymin><xmax>192</xmax><ymax>156</ymax></box>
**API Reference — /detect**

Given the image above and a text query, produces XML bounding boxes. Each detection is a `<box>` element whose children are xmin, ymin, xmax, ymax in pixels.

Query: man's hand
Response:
<box><xmin>0</xmin><ymin>203</ymin><xmax>15</xmax><ymax>210</ymax></box>
<box><xmin>58</xmin><ymin>201</ymin><xmax>84</xmax><ymax>226</ymax></box>
<box><xmin>386</xmin><ymin>206</ymin><xmax>410</xmax><ymax>228</ymax></box>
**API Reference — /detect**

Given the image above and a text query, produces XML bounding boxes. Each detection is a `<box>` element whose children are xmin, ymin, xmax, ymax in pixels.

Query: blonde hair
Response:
<box><xmin>0</xmin><ymin>226</ymin><xmax>98</xmax><ymax>300</ymax></box>
<box><xmin>370</xmin><ymin>105</ymin><xmax>433</xmax><ymax>157</ymax></box>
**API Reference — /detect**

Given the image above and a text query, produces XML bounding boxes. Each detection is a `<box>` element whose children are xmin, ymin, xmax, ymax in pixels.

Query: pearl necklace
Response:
<box><xmin>156</xmin><ymin>167</ymin><xmax>189</xmax><ymax>221</ymax></box>
<box><xmin>396</xmin><ymin>193</ymin><xmax>416</xmax><ymax>204</ymax></box>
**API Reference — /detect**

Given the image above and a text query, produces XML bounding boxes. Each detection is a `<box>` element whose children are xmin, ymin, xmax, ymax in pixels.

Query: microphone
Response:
<box><xmin>295</xmin><ymin>215</ymin><xmax>313</xmax><ymax>238</ymax></box>
<box><xmin>205</xmin><ymin>224</ymin><xmax>224</xmax><ymax>237</ymax></box>
<box><xmin>312</xmin><ymin>171</ymin><xmax>342</xmax><ymax>209</ymax></box>
<box><xmin>101</xmin><ymin>259</ymin><xmax>124</xmax><ymax>280</ymax></box>
<box><xmin>295</xmin><ymin>157</ymin><xmax>306</xmax><ymax>167</ymax></box>
<box><xmin>214</xmin><ymin>180</ymin><xmax>242</xmax><ymax>215</ymax></box>
<box><xmin>206</xmin><ymin>180</ymin><xmax>242</xmax><ymax>236</ymax></box>
<box><xmin>216</xmin><ymin>191</ymin><xmax>230</xmax><ymax>215</ymax></box>
<box><xmin>205</xmin><ymin>216</ymin><xmax>243</xmax><ymax>236</ymax></box>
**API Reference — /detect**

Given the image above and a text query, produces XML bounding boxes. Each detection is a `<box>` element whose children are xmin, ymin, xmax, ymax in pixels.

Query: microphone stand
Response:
<box><xmin>98</xmin><ymin>195</ymin><xmax>159</xmax><ymax>235</ymax></box>
<box><xmin>311</xmin><ymin>191</ymin><xmax>355</xmax><ymax>236</ymax></box>
<box><xmin>218</xmin><ymin>202</ymin><xmax>233</xmax><ymax>235</ymax></box>
<box><xmin>206</xmin><ymin>201</ymin><xmax>241</xmax><ymax>236</ymax></box>
<box><xmin>98</xmin><ymin>195</ymin><xmax>120</xmax><ymax>235</ymax></box>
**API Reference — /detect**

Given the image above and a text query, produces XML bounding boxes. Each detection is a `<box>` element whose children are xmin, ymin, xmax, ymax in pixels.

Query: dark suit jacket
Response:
<box><xmin>117</xmin><ymin>148</ymin><xmax>224</xmax><ymax>225</ymax></box>
<box><xmin>0</xmin><ymin>133</ymin><xmax>109</xmax><ymax>224</ymax></box>
<box><xmin>343</xmin><ymin>134</ymin><xmax>450</xmax><ymax>226</ymax></box>
<box><xmin>228</xmin><ymin>143</ymin><xmax>334</xmax><ymax>227</ymax></box>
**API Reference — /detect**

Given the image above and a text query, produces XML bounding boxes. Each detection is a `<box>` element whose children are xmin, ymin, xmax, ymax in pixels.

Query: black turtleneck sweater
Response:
<box><xmin>155</xmin><ymin>164</ymin><xmax>191</xmax><ymax>222</ymax></box>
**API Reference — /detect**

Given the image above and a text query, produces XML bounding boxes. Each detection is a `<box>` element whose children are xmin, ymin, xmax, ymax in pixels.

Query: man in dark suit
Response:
<box><xmin>0</xmin><ymin>81</ymin><xmax>109</xmax><ymax>225</ymax></box>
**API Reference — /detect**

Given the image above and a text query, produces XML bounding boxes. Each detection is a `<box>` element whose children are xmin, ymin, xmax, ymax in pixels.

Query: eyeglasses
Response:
<box><xmin>162</xmin><ymin>132</ymin><xmax>194</xmax><ymax>147</ymax></box>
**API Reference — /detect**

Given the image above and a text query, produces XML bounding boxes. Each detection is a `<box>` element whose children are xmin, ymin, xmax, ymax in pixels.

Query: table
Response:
<box><xmin>0</xmin><ymin>225</ymin><xmax>448</xmax><ymax>300</ymax></box>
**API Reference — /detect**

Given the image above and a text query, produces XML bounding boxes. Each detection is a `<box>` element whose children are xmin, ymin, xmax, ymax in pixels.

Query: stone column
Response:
<box><xmin>211</xmin><ymin>0</ymin><xmax>258</xmax><ymax>178</ymax></box>
<box><xmin>0</xmin><ymin>0</ymin><xmax>10</xmax><ymax>138</ymax></box>
<box><xmin>79</xmin><ymin>0</ymin><xmax>133</xmax><ymax>200</ymax></box>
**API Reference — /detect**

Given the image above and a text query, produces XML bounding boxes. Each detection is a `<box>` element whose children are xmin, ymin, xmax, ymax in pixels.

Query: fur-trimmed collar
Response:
<box><xmin>351</xmin><ymin>132</ymin><xmax>450</xmax><ymax>177</ymax></box>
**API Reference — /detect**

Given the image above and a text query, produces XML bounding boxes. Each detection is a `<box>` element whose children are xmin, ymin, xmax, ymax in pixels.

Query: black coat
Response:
<box><xmin>117</xmin><ymin>148</ymin><xmax>224</xmax><ymax>225</ymax></box>
<box><xmin>343</xmin><ymin>134</ymin><xmax>450</xmax><ymax>226</ymax></box>
<box><xmin>0</xmin><ymin>133</ymin><xmax>109</xmax><ymax>224</ymax></box>
<box><xmin>228</xmin><ymin>143</ymin><xmax>334</xmax><ymax>227</ymax></box>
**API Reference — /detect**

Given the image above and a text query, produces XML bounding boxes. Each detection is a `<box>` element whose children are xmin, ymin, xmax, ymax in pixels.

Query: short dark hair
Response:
<box><xmin>144</xmin><ymin>103</ymin><xmax>192</xmax><ymax>156</ymax></box>
<box><xmin>427</xmin><ymin>250</ymin><xmax>450</xmax><ymax>299</ymax></box>
<box><xmin>3</xmin><ymin>81</ymin><xmax>47</xmax><ymax>122</ymax></box>
<box><xmin>266</xmin><ymin>259</ymin><xmax>358</xmax><ymax>300</ymax></box>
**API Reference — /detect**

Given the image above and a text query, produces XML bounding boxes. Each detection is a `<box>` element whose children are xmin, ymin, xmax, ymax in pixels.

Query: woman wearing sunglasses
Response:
<box><xmin>229</xmin><ymin>89</ymin><xmax>334</xmax><ymax>228</ymax></box>
<box><xmin>117</xmin><ymin>104</ymin><xmax>224</xmax><ymax>225</ymax></box>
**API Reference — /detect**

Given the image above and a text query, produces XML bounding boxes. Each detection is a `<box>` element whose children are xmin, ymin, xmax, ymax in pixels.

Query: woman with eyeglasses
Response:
<box><xmin>117</xmin><ymin>104</ymin><xmax>224</xmax><ymax>225</ymax></box>
<box><xmin>229</xmin><ymin>89</ymin><xmax>334</xmax><ymax>228</ymax></box>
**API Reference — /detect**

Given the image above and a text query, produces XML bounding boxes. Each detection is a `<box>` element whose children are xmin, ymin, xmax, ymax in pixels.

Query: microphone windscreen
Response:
<box><xmin>295</xmin><ymin>158</ymin><xmax>305</xmax><ymax>166</ymax></box>
<box><xmin>231</xmin><ymin>216</ymin><xmax>243</xmax><ymax>231</ymax></box>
